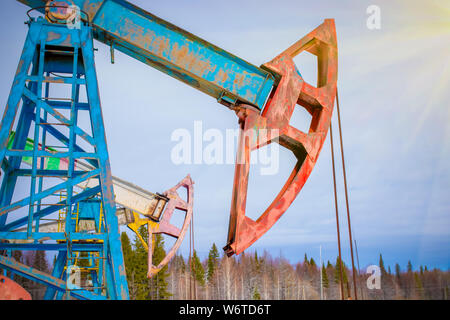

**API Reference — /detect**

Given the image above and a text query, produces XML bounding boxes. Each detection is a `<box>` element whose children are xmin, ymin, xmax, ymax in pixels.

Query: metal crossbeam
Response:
<box><xmin>0</xmin><ymin>255</ymin><xmax>106</xmax><ymax>300</ymax></box>
<box><xmin>2</xmin><ymin>186</ymin><xmax>101</xmax><ymax>232</ymax></box>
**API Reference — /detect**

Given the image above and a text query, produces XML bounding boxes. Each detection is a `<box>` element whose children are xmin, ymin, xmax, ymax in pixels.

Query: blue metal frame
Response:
<box><xmin>0</xmin><ymin>18</ymin><xmax>128</xmax><ymax>299</ymax></box>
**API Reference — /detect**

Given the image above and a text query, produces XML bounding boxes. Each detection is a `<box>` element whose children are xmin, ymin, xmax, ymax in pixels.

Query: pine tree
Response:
<box><xmin>207</xmin><ymin>243</ymin><xmax>219</xmax><ymax>283</ymax></box>
<box><xmin>121</xmin><ymin>231</ymin><xmax>138</xmax><ymax>298</ymax></box>
<box><xmin>133</xmin><ymin>225</ymin><xmax>151</xmax><ymax>300</ymax></box>
<box><xmin>149</xmin><ymin>234</ymin><xmax>171</xmax><ymax>300</ymax></box>
<box><xmin>254</xmin><ymin>251</ymin><xmax>261</xmax><ymax>273</ymax></box>
<box><xmin>334</xmin><ymin>257</ymin><xmax>348</xmax><ymax>284</ymax></box>
<box><xmin>407</xmin><ymin>260</ymin><xmax>413</xmax><ymax>273</ymax></box>
<box><xmin>191</xmin><ymin>250</ymin><xmax>205</xmax><ymax>286</ymax></box>
<box><xmin>395</xmin><ymin>263</ymin><xmax>401</xmax><ymax>280</ymax></box>
<box><xmin>252</xmin><ymin>285</ymin><xmax>261</xmax><ymax>300</ymax></box>
<box><xmin>121</xmin><ymin>232</ymin><xmax>134</xmax><ymax>283</ymax></box>
<box><xmin>379</xmin><ymin>254</ymin><xmax>387</xmax><ymax>276</ymax></box>
<box><xmin>321</xmin><ymin>263</ymin><xmax>329</xmax><ymax>289</ymax></box>
<box><xmin>414</xmin><ymin>272</ymin><xmax>424</xmax><ymax>299</ymax></box>
<box><xmin>33</xmin><ymin>250</ymin><xmax>49</xmax><ymax>273</ymax></box>
<box><xmin>334</xmin><ymin>257</ymin><xmax>349</xmax><ymax>298</ymax></box>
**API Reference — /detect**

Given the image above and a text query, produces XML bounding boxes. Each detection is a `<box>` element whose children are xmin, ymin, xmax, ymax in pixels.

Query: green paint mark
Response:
<box><xmin>8</xmin><ymin>131</ymin><xmax>63</xmax><ymax>170</ymax></box>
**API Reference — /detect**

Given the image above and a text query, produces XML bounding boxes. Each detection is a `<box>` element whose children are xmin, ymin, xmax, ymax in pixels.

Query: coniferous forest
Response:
<box><xmin>119</xmin><ymin>229</ymin><xmax>449</xmax><ymax>300</ymax></box>
<box><xmin>3</xmin><ymin>228</ymin><xmax>449</xmax><ymax>300</ymax></box>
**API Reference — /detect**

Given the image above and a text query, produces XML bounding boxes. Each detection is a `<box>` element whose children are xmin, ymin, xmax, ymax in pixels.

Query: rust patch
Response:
<box><xmin>82</xmin><ymin>1</ymin><xmax>104</xmax><ymax>21</ymax></box>
<box><xmin>215</xmin><ymin>69</ymin><xmax>229</xmax><ymax>84</ymax></box>
<box><xmin>16</xmin><ymin>60</ymin><xmax>25</xmax><ymax>77</ymax></box>
<box><xmin>170</xmin><ymin>42</ymin><xmax>213</xmax><ymax>77</ymax></box>
<box><xmin>47</xmin><ymin>31</ymin><xmax>62</xmax><ymax>42</ymax></box>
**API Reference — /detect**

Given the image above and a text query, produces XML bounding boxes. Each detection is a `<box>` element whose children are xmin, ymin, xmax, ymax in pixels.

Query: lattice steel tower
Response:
<box><xmin>0</xmin><ymin>12</ymin><xmax>129</xmax><ymax>299</ymax></box>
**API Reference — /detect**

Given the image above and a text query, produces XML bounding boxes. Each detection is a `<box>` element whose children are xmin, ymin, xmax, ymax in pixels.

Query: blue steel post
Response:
<box><xmin>0</xmin><ymin>23</ymin><xmax>40</xmax><ymax>228</ymax></box>
<box><xmin>82</xmin><ymin>26</ymin><xmax>129</xmax><ymax>299</ymax></box>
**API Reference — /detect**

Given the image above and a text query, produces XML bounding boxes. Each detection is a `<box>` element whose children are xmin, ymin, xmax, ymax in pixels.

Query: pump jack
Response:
<box><xmin>0</xmin><ymin>0</ymin><xmax>337</xmax><ymax>299</ymax></box>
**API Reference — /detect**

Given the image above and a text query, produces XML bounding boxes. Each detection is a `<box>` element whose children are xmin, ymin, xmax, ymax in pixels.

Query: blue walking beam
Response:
<box><xmin>17</xmin><ymin>0</ymin><xmax>275</xmax><ymax>110</ymax></box>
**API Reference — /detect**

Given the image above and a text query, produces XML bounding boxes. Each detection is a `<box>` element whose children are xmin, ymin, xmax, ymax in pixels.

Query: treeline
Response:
<box><xmin>164</xmin><ymin>250</ymin><xmax>449</xmax><ymax>300</ymax></box>
<box><xmin>122</xmin><ymin>229</ymin><xmax>450</xmax><ymax>300</ymax></box>
<box><xmin>2</xmin><ymin>228</ymin><xmax>449</xmax><ymax>300</ymax></box>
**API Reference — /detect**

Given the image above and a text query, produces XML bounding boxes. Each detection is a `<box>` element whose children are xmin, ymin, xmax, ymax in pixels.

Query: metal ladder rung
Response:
<box><xmin>43</xmin><ymin>146</ymin><xmax>69</xmax><ymax>149</ymax></box>
<box><xmin>31</xmin><ymin>203</ymin><xmax>67</xmax><ymax>206</ymax></box>
<box><xmin>44</xmin><ymin>49</ymin><xmax>75</xmax><ymax>55</ymax></box>
<box><xmin>41</xmin><ymin>97</ymin><xmax>74</xmax><ymax>102</ymax></box>
<box><xmin>39</xmin><ymin>123</ymin><xmax>71</xmax><ymax>126</ymax></box>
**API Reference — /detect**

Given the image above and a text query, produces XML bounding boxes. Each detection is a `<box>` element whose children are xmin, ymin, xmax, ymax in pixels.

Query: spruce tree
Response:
<box><xmin>254</xmin><ymin>251</ymin><xmax>261</xmax><ymax>273</ymax></box>
<box><xmin>149</xmin><ymin>234</ymin><xmax>171</xmax><ymax>300</ymax></box>
<box><xmin>414</xmin><ymin>272</ymin><xmax>424</xmax><ymax>299</ymax></box>
<box><xmin>407</xmin><ymin>260</ymin><xmax>413</xmax><ymax>273</ymax></box>
<box><xmin>133</xmin><ymin>225</ymin><xmax>151</xmax><ymax>300</ymax></box>
<box><xmin>395</xmin><ymin>263</ymin><xmax>401</xmax><ymax>280</ymax></box>
<box><xmin>334</xmin><ymin>257</ymin><xmax>348</xmax><ymax>286</ymax></box>
<box><xmin>252</xmin><ymin>286</ymin><xmax>261</xmax><ymax>300</ymax></box>
<box><xmin>121</xmin><ymin>232</ymin><xmax>136</xmax><ymax>296</ymax></box>
<box><xmin>191</xmin><ymin>250</ymin><xmax>205</xmax><ymax>286</ymax></box>
<box><xmin>379</xmin><ymin>254</ymin><xmax>387</xmax><ymax>275</ymax></box>
<box><xmin>322</xmin><ymin>263</ymin><xmax>329</xmax><ymax>289</ymax></box>
<box><xmin>207</xmin><ymin>243</ymin><xmax>219</xmax><ymax>283</ymax></box>
<box><xmin>33</xmin><ymin>250</ymin><xmax>49</xmax><ymax>273</ymax></box>
<box><xmin>334</xmin><ymin>257</ymin><xmax>349</xmax><ymax>298</ymax></box>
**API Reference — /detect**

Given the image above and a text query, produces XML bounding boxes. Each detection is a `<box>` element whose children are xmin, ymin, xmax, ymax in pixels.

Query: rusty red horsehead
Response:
<box><xmin>225</xmin><ymin>19</ymin><xmax>338</xmax><ymax>256</ymax></box>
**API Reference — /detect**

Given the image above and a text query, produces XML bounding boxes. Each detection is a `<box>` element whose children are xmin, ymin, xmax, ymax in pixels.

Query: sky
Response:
<box><xmin>0</xmin><ymin>0</ymin><xmax>449</xmax><ymax>272</ymax></box>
